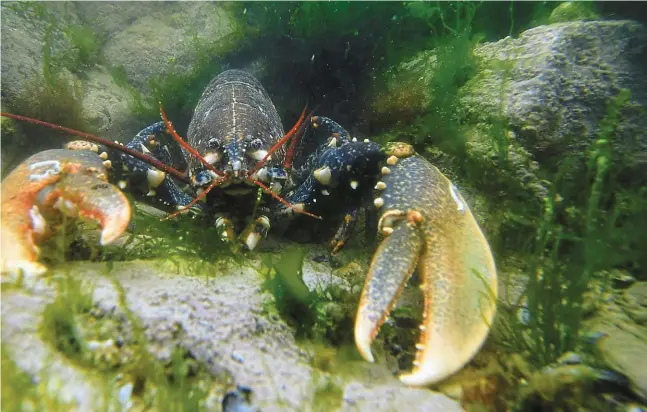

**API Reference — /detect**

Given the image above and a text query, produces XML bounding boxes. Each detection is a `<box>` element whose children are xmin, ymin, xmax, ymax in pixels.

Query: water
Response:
<box><xmin>1</xmin><ymin>2</ymin><xmax>646</xmax><ymax>410</ymax></box>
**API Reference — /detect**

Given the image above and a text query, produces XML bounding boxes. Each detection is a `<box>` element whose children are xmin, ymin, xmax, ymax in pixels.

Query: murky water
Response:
<box><xmin>2</xmin><ymin>2</ymin><xmax>647</xmax><ymax>411</ymax></box>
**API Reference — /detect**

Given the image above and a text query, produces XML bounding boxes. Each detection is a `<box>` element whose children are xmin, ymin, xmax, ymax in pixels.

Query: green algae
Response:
<box><xmin>0</xmin><ymin>347</ymin><xmax>72</xmax><ymax>412</ymax></box>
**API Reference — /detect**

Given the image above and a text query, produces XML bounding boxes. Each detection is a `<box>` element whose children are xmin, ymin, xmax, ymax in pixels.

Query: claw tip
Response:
<box><xmin>354</xmin><ymin>317</ymin><xmax>376</xmax><ymax>363</ymax></box>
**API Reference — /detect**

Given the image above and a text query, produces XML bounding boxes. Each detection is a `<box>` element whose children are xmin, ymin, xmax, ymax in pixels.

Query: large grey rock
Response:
<box><xmin>461</xmin><ymin>20</ymin><xmax>647</xmax><ymax>169</ymax></box>
<box><xmin>0</xmin><ymin>2</ymin><xmax>81</xmax><ymax>103</ymax></box>
<box><xmin>1</xmin><ymin>2</ymin><xmax>238</xmax><ymax>145</ymax></box>
<box><xmin>341</xmin><ymin>381</ymin><xmax>462</xmax><ymax>412</ymax></box>
<box><xmin>2</xmin><ymin>258</ymin><xmax>459</xmax><ymax>411</ymax></box>
<box><xmin>585</xmin><ymin>281</ymin><xmax>647</xmax><ymax>402</ymax></box>
<box><xmin>100</xmin><ymin>2</ymin><xmax>236</xmax><ymax>95</ymax></box>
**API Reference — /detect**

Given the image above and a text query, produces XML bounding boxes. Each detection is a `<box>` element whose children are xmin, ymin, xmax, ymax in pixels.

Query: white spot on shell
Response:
<box><xmin>203</xmin><ymin>152</ymin><xmax>221</xmax><ymax>165</ymax></box>
<box><xmin>28</xmin><ymin>160</ymin><xmax>61</xmax><ymax>181</ymax></box>
<box><xmin>313</xmin><ymin>166</ymin><xmax>331</xmax><ymax>185</ymax></box>
<box><xmin>29</xmin><ymin>206</ymin><xmax>47</xmax><ymax>236</ymax></box>
<box><xmin>249</xmin><ymin>149</ymin><xmax>269</xmax><ymax>161</ymax></box>
<box><xmin>147</xmin><ymin>169</ymin><xmax>166</xmax><ymax>188</ymax></box>
<box><xmin>449</xmin><ymin>182</ymin><xmax>465</xmax><ymax>212</ymax></box>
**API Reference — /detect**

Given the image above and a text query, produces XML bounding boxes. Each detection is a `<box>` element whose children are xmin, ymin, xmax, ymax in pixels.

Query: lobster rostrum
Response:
<box><xmin>1</xmin><ymin>69</ymin><xmax>497</xmax><ymax>386</ymax></box>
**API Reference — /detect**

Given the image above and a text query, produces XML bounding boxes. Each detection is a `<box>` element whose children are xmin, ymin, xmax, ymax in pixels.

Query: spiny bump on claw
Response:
<box><xmin>350</xmin><ymin>180</ymin><xmax>359</xmax><ymax>190</ymax></box>
<box><xmin>374</xmin><ymin>181</ymin><xmax>386</xmax><ymax>190</ymax></box>
<box><xmin>386</xmin><ymin>155</ymin><xmax>398</xmax><ymax>166</ymax></box>
<box><xmin>102</xmin><ymin>160</ymin><xmax>112</xmax><ymax>169</ymax></box>
<box><xmin>313</xmin><ymin>166</ymin><xmax>332</xmax><ymax>185</ymax></box>
<box><xmin>147</xmin><ymin>169</ymin><xmax>166</xmax><ymax>188</ymax></box>
<box><xmin>65</xmin><ymin>141</ymin><xmax>99</xmax><ymax>152</ymax></box>
<box><xmin>384</xmin><ymin>142</ymin><xmax>415</xmax><ymax>158</ymax></box>
<box><xmin>374</xmin><ymin>197</ymin><xmax>384</xmax><ymax>208</ymax></box>
<box><xmin>381</xmin><ymin>166</ymin><xmax>391</xmax><ymax>175</ymax></box>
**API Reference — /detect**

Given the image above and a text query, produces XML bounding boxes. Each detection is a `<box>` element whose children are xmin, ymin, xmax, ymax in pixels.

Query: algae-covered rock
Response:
<box><xmin>1</xmin><ymin>2</ymin><xmax>241</xmax><ymax>143</ymax></box>
<box><xmin>1</xmin><ymin>257</ymin><xmax>459</xmax><ymax>411</ymax></box>
<box><xmin>99</xmin><ymin>2</ymin><xmax>237</xmax><ymax>96</ymax></box>
<box><xmin>461</xmin><ymin>20</ymin><xmax>647</xmax><ymax>170</ymax></box>
<box><xmin>585</xmin><ymin>281</ymin><xmax>647</xmax><ymax>403</ymax></box>
<box><xmin>548</xmin><ymin>2</ymin><xmax>600</xmax><ymax>24</ymax></box>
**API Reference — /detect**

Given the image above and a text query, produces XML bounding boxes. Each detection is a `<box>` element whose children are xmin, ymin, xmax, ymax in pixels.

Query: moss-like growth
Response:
<box><xmin>41</xmin><ymin>274</ymin><xmax>94</xmax><ymax>362</ymax></box>
<box><xmin>549</xmin><ymin>2</ymin><xmax>600</xmax><ymax>24</ymax></box>
<box><xmin>60</xmin><ymin>24</ymin><xmax>102</xmax><ymax>74</ymax></box>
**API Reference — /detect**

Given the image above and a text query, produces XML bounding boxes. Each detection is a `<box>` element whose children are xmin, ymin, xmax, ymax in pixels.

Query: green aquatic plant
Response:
<box><xmin>59</xmin><ymin>24</ymin><xmax>102</xmax><ymax>74</ymax></box>
<box><xmin>41</xmin><ymin>273</ymin><xmax>95</xmax><ymax>364</ymax></box>
<box><xmin>262</xmin><ymin>248</ymin><xmax>358</xmax><ymax>344</ymax></box>
<box><xmin>508</xmin><ymin>89</ymin><xmax>638</xmax><ymax>367</ymax></box>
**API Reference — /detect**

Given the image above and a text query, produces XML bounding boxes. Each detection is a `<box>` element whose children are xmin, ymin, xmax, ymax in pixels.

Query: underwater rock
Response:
<box><xmin>1</xmin><ymin>2</ymin><xmax>240</xmax><ymax>144</ymax></box>
<box><xmin>586</xmin><ymin>282</ymin><xmax>647</xmax><ymax>403</ymax></box>
<box><xmin>548</xmin><ymin>2</ymin><xmax>600</xmax><ymax>24</ymax></box>
<box><xmin>0</xmin><ymin>2</ymin><xmax>81</xmax><ymax>104</ymax></box>
<box><xmin>1</xmin><ymin>258</ymin><xmax>460</xmax><ymax>410</ymax></box>
<box><xmin>99</xmin><ymin>2</ymin><xmax>237</xmax><ymax>96</ymax></box>
<box><xmin>462</xmin><ymin>20</ymin><xmax>647</xmax><ymax>171</ymax></box>
<box><xmin>341</xmin><ymin>381</ymin><xmax>462</xmax><ymax>411</ymax></box>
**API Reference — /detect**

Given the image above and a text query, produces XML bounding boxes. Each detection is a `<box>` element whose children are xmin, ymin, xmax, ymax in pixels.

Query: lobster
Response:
<box><xmin>0</xmin><ymin>69</ymin><xmax>497</xmax><ymax>386</ymax></box>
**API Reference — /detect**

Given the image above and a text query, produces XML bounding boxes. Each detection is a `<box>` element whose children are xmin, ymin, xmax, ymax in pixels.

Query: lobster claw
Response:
<box><xmin>1</xmin><ymin>149</ymin><xmax>131</xmax><ymax>277</ymax></box>
<box><xmin>355</xmin><ymin>147</ymin><xmax>498</xmax><ymax>386</ymax></box>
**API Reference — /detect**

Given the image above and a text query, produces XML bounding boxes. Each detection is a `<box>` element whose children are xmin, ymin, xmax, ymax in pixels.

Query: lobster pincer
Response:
<box><xmin>354</xmin><ymin>144</ymin><xmax>498</xmax><ymax>386</ymax></box>
<box><xmin>1</xmin><ymin>149</ymin><xmax>131</xmax><ymax>277</ymax></box>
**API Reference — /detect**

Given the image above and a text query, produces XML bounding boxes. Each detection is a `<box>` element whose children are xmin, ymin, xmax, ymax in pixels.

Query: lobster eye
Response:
<box><xmin>250</xmin><ymin>138</ymin><xmax>263</xmax><ymax>150</ymax></box>
<box><xmin>207</xmin><ymin>138</ymin><xmax>221</xmax><ymax>149</ymax></box>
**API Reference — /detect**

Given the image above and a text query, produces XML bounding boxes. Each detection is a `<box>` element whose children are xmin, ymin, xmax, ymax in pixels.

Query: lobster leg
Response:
<box><xmin>84</xmin><ymin>122</ymin><xmax>199</xmax><ymax>213</ymax></box>
<box><xmin>355</xmin><ymin>150</ymin><xmax>498</xmax><ymax>386</ymax></box>
<box><xmin>1</xmin><ymin>149</ymin><xmax>131</xmax><ymax>277</ymax></box>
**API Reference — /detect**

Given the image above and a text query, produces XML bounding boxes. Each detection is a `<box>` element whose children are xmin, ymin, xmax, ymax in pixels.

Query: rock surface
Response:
<box><xmin>585</xmin><ymin>281</ymin><xmax>647</xmax><ymax>403</ymax></box>
<box><xmin>1</xmin><ymin>2</ymin><xmax>237</xmax><ymax>145</ymax></box>
<box><xmin>1</xmin><ymin>258</ymin><xmax>462</xmax><ymax>411</ymax></box>
<box><xmin>461</xmin><ymin>20</ymin><xmax>647</xmax><ymax>168</ymax></box>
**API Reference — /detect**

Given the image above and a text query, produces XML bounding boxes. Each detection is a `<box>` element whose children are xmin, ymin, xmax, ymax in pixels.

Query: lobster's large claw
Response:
<box><xmin>1</xmin><ymin>149</ymin><xmax>131</xmax><ymax>277</ymax></box>
<box><xmin>355</xmin><ymin>148</ymin><xmax>497</xmax><ymax>386</ymax></box>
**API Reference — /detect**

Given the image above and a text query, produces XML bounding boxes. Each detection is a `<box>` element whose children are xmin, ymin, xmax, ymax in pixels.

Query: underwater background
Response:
<box><xmin>1</xmin><ymin>1</ymin><xmax>647</xmax><ymax>411</ymax></box>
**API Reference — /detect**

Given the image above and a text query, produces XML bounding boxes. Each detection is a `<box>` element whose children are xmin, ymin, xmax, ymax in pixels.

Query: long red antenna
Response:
<box><xmin>0</xmin><ymin>111</ymin><xmax>190</xmax><ymax>184</ymax></box>
<box><xmin>283</xmin><ymin>108</ymin><xmax>313</xmax><ymax>170</ymax></box>
<box><xmin>249</xmin><ymin>179</ymin><xmax>321</xmax><ymax>220</ymax></box>
<box><xmin>247</xmin><ymin>104</ymin><xmax>311</xmax><ymax>177</ymax></box>
<box><xmin>159</xmin><ymin>103</ymin><xmax>224</xmax><ymax>177</ymax></box>
<box><xmin>161</xmin><ymin>176</ymin><xmax>225</xmax><ymax>221</ymax></box>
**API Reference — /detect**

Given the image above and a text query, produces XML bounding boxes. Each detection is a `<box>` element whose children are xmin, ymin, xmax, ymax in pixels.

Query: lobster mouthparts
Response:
<box><xmin>354</xmin><ymin>152</ymin><xmax>498</xmax><ymax>386</ymax></box>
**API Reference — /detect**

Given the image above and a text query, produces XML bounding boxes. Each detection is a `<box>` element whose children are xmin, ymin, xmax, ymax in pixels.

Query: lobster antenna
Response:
<box><xmin>161</xmin><ymin>176</ymin><xmax>225</xmax><ymax>221</ymax></box>
<box><xmin>0</xmin><ymin>111</ymin><xmax>190</xmax><ymax>184</ymax></box>
<box><xmin>249</xmin><ymin>179</ymin><xmax>322</xmax><ymax>220</ymax></box>
<box><xmin>159</xmin><ymin>103</ymin><xmax>224</xmax><ymax>177</ymax></box>
<box><xmin>283</xmin><ymin>105</ymin><xmax>316</xmax><ymax>169</ymax></box>
<box><xmin>247</xmin><ymin>104</ymin><xmax>311</xmax><ymax>176</ymax></box>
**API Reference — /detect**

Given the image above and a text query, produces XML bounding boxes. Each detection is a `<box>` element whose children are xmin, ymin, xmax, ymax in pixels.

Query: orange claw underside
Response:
<box><xmin>1</xmin><ymin>149</ymin><xmax>131</xmax><ymax>277</ymax></box>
